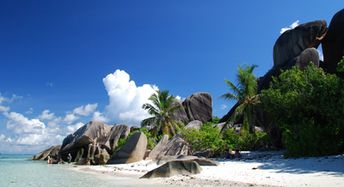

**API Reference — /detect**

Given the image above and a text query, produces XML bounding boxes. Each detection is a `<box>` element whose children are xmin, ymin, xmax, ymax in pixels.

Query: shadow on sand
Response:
<box><xmin>249</xmin><ymin>153</ymin><xmax>344</xmax><ymax>176</ymax></box>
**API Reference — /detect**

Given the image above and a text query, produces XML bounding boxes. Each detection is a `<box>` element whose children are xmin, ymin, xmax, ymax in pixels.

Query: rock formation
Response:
<box><xmin>172</xmin><ymin>99</ymin><xmax>190</xmax><ymax>124</ymax></box>
<box><xmin>185</xmin><ymin>120</ymin><xmax>203</xmax><ymax>130</ymax></box>
<box><xmin>105</xmin><ymin>124</ymin><xmax>130</xmax><ymax>154</ymax></box>
<box><xmin>322</xmin><ymin>8</ymin><xmax>344</xmax><ymax>77</ymax></box>
<box><xmin>107</xmin><ymin>132</ymin><xmax>147</xmax><ymax>164</ymax></box>
<box><xmin>155</xmin><ymin>135</ymin><xmax>191</xmax><ymax>160</ymax></box>
<box><xmin>182</xmin><ymin>92</ymin><xmax>212</xmax><ymax>123</ymax></box>
<box><xmin>32</xmin><ymin>145</ymin><xmax>61</xmax><ymax>160</ymax></box>
<box><xmin>59</xmin><ymin>121</ymin><xmax>111</xmax><ymax>162</ymax></box>
<box><xmin>140</xmin><ymin>160</ymin><xmax>202</xmax><ymax>178</ymax></box>
<box><xmin>273</xmin><ymin>20</ymin><xmax>327</xmax><ymax>68</ymax></box>
<box><xmin>147</xmin><ymin>135</ymin><xmax>169</xmax><ymax>160</ymax></box>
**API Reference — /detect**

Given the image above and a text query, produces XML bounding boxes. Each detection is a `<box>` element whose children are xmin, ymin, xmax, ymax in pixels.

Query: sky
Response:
<box><xmin>0</xmin><ymin>0</ymin><xmax>343</xmax><ymax>153</ymax></box>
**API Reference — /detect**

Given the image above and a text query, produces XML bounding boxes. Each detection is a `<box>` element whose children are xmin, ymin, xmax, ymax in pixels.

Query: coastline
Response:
<box><xmin>69</xmin><ymin>153</ymin><xmax>344</xmax><ymax>187</ymax></box>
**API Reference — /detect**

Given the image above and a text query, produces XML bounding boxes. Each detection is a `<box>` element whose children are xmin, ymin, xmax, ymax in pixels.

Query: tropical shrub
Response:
<box><xmin>222</xmin><ymin>129</ymin><xmax>269</xmax><ymax>151</ymax></box>
<box><xmin>181</xmin><ymin>123</ymin><xmax>224</xmax><ymax>155</ymax></box>
<box><xmin>261</xmin><ymin>64</ymin><xmax>344</xmax><ymax>157</ymax></box>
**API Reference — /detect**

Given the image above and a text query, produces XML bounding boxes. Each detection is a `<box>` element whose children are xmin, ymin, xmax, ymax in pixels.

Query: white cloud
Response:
<box><xmin>0</xmin><ymin>134</ymin><xmax>6</xmax><ymax>141</ymax></box>
<box><xmin>5</xmin><ymin>112</ymin><xmax>46</xmax><ymax>134</ymax></box>
<box><xmin>0</xmin><ymin>105</ymin><xmax>10</xmax><ymax>112</ymax></box>
<box><xmin>38</xmin><ymin>110</ymin><xmax>55</xmax><ymax>121</ymax></box>
<box><xmin>63</xmin><ymin>113</ymin><xmax>79</xmax><ymax>124</ymax></box>
<box><xmin>0</xmin><ymin>94</ymin><xmax>22</xmax><ymax>105</ymax></box>
<box><xmin>62</xmin><ymin>103</ymin><xmax>98</xmax><ymax>124</ymax></box>
<box><xmin>103</xmin><ymin>69</ymin><xmax>158</xmax><ymax>125</ymax></box>
<box><xmin>280</xmin><ymin>20</ymin><xmax>300</xmax><ymax>34</ymax></box>
<box><xmin>92</xmin><ymin>111</ymin><xmax>108</xmax><ymax>122</ymax></box>
<box><xmin>221</xmin><ymin>104</ymin><xmax>228</xmax><ymax>110</ymax></box>
<box><xmin>66</xmin><ymin>122</ymin><xmax>84</xmax><ymax>134</ymax></box>
<box><xmin>8</xmin><ymin>94</ymin><xmax>23</xmax><ymax>102</ymax></box>
<box><xmin>175</xmin><ymin>95</ymin><xmax>185</xmax><ymax>102</ymax></box>
<box><xmin>73</xmin><ymin>103</ymin><xmax>98</xmax><ymax>116</ymax></box>
<box><xmin>26</xmin><ymin>107</ymin><xmax>34</xmax><ymax>114</ymax></box>
<box><xmin>1</xmin><ymin>110</ymin><xmax>80</xmax><ymax>150</ymax></box>
<box><xmin>0</xmin><ymin>96</ymin><xmax>5</xmax><ymax>104</ymax></box>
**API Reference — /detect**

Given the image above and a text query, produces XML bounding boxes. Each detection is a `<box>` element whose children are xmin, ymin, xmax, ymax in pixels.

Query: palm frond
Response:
<box><xmin>221</xmin><ymin>93</ymin><xmax>239</xmax><ymax>101</ymax></box>
<box><xmin>141</xmin><ymin>117</ymin><xmax>157</xmax><ymax>128</ymax></box>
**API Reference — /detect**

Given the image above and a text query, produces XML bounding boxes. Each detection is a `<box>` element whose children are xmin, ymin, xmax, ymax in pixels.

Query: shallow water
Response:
<box><xmin>0</xmin><ymin>154</ymin><xmax>162</xmax><ymax>187</ymax></box>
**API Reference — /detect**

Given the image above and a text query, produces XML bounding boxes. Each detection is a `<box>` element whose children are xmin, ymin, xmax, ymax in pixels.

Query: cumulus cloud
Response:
<box><xmin>63</xmin><ymin>113</ymin><xmax>79</xmax><ymax>124</ymax></box>
<box><xmin>38</xmin><ymin>110</ymin><xmax>55</xmax><ymax>121</ymax></box>
<box><xmin>280</xmin><ymin>20</ymin><xmax>300</xmax><ymax>34</ymax></box>
<box><xmin>0</xmin><ymin>96</ymin><xmax>5</xmax><ymax>104</ymax></box>
<box><xmin>0</xmin><ymin>94</ymin><xmax>20</xmax><ymax>114</ymax></box>
<box><xmin>92</xmin><ymin>111</ymin><xmax>108</xmax><ymax>122</ymax></box>
<box><xmin>0</xmin><ymin>101</ymin><xmax>102</xmax><ymax>153</ymax></box>
<box><xmin>26</xmin><ymin>107</ymin><xmax>34</xmax><ymax>114</ymax></box>
<box><xmin>66</xmin><ymin>122</ymin><xmax>84</xmax><ymax>134</ymax></box>
<box><xmin>0</xmin><ymin>134</ymin><xmax>6</xmax><ymax>141</ymax></box>
<box><xmin>0</xmin><ymin>105</ymin><xmax>10</xmax><ymax>112</ymax></box>
<box><xmin>103</xmin><ymin>69</ymin><xmax>158</xmax><ymax>125</ymax></box>
<box><xmin>73</xmin><ymin>103</ymin><xmax>98</xmax><ymax>116</ymax></box>
<box><xmin>5</xmin><ymin>112</ymin><xmax>46</xmax><ymax>134</ymax></box>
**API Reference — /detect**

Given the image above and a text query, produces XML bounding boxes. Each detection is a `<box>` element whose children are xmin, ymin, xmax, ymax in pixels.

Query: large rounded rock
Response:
<box><xmin>32</xmin><ymin>145</ymin><xmax>61</xmax><ymax>160</ymax></box>
<box><xmin>59</xmin><ymin>121</ymin><xmax>111</xmax><ymax>161</ymax></box>
<box><xmin>295</xmin><ymin>48</ymin><xmax>320</xmax><ymax>69</ymax></box>
<box><xmin>185</xmin><ymin>120</ymin><xmax>203</xmax><ymax>130</ymax></box>
<box><xmin>273</xmin><ymin>20</ymin><xmax>327</xmax><ymax>68</ymax></box>
<box><xmin>322</xmin><ymin>8</ymin><xmax>344</xmax><ymax>76</ymax></box>
<box><xmin>182</xmin><ymin>92</ymin><xmax>212</xmax><ymax>123</ymax></box>
<box><xmin>140</xmin><ymin>160</ymin><xmax>202</xmax><ymax>178</ymax></box>
<box><xmin>107</xmin><ymin>132</ymin><xmax>147</xmax><ymax>164</ymax></box>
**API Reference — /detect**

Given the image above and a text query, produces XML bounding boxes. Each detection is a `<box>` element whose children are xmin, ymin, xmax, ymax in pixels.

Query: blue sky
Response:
<box><xmin>0</xmin><ymin>1</ymin><xmax>342</xmax><ymax>153</ymax></box>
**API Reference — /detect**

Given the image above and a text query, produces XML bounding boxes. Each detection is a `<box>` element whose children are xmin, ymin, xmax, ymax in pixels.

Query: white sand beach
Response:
<box><xmin>70</xmin><ymin>152</ymin><xmax>344</xmax><ymax>187</ymax></box>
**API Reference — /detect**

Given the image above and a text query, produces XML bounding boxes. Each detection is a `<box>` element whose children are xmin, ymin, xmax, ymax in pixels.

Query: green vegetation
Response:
<box><xmin>222</xmin><ymin>65</ymin><xmax>260</xmax><ymax>133</ymax></box>
<box><xmin>140</xmin><ymin>127</ymin><xmax>158</xmax><ymax>150</ymax></box>
<box><xmin>181</xmin><ymin>123</ymin><xmax>224</xmax><ymax>155</ymax></box>
<box><xmin>141</xmin><ymin>90</ymin><xmax>183</xmax><ymax>137</ymax></box>
<box><xmin>181</xmin><ymin>122</ymin><xmax>270</xmax><ymax>157</ymax></box>
<box><xmin>222</xmin><ymin>128</ymin><xmax>269</xmax><ymax>151</ymax></box>
<box><xmin>261</xmin><ymin>64</ymin><xmax>344</xmax><ymax>157</ymax></box>
<box><xmin>337</xmin><ymin>56</ymin><xmax>344</xmax><ymax>72</ymax></box>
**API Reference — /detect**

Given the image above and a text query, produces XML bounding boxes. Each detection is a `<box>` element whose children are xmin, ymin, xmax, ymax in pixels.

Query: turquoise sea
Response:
<box><xmin>0</xmin><ymin>154</ymin><xmax>160</xmax><ymax>187</ymax></box>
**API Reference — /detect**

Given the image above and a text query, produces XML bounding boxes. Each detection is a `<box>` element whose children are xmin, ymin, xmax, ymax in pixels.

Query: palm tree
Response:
<box><xmin>222</xmin><ymin>65</ymin><xmax>259</xmax><ymax>134</ymax></box>
<box><xmin>141</xmin><ymin>90</ymin><xmax>182</xmax><ymax>137</ymax></box>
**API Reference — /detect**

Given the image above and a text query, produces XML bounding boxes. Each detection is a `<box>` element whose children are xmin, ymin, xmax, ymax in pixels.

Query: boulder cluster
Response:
<box><xmin>32</xmin><ymin>92</ymin><xmax>214</xmax><ymax>177</ymax></box>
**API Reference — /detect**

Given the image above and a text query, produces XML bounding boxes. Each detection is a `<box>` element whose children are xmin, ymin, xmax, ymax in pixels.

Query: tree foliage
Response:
<box><xmin>261</xmin><ymin>64</ymin><xmax>344</xmax><ymax>157</ymax></box>
<box><xmin>141</xmin><ymin>90</ymin><xmax>183</xmax><ymax>137</ymax></box>
<box><xmin>222</xmin><ymin>65</ymin><xmax>260</xmax><ymax>133</ymax></box>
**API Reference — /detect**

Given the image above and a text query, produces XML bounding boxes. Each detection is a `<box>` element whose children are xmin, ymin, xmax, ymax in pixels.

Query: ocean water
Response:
<box><xmin>0</xmin><ymin>154</ymin><xmax>160</xmax><ymax>187</ymax></box>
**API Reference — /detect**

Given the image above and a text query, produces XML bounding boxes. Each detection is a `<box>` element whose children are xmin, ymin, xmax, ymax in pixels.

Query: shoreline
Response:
<box><xmin>67</xmin><ymin>152</ymin><xmax>344</xmax><ymax>187</ymax></box>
